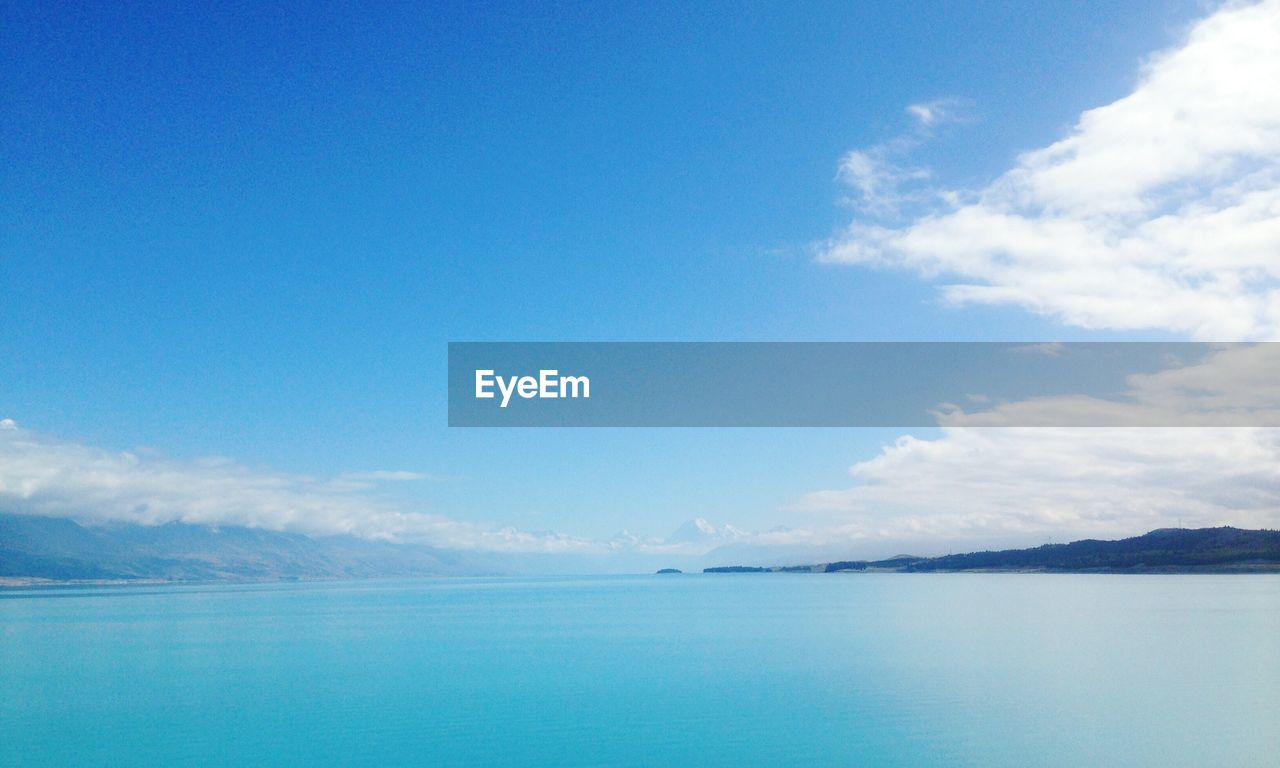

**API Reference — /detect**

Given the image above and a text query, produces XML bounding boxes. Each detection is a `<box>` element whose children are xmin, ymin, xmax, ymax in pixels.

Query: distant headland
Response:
<box><xmin>705</xmin><ymin>527</ymin><xmax>1280</xmax><ymax>574</ymax></box>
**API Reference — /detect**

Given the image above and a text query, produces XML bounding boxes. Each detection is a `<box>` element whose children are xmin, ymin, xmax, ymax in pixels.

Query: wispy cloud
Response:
<box><xmin>822</xmin><ymin>0</ymin><xmax>1280</xmax><ymax>340</ymax></box>
<box><xmin>0</xmin><ymin>421</ymin><xmax>594</xmax><ymax>554</ymax></box>
<box><xmin>904</xmin><ymin>98</ymin><xmax>967</xmax><ymax>128</ymax></box>
<box><xmin>322</xmin><ymin>470</ymin><xmax>443</xmax><ymax>493</ymax></box>
<box><xmin>340</xmin><ymin>470</ymin><xmax>429</xmax><ymax>482</ymax></box>
<box><xmin>835</xmin><ymin>98</ymin><xmax>969</xmax><ymax>217</ymax></box>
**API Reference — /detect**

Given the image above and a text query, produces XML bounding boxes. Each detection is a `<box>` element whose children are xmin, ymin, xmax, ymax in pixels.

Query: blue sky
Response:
<box><xmin>5</xmin><ymin>0</ymin><xmax>1277</xmax><ymax>558</ymax></box>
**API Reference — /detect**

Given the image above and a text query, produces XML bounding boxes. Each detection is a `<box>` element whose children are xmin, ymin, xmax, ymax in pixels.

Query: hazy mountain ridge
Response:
<box><xmin>0</xmin><ymin>513</ymin><xmax>739</xmax><ymax>581</ymax></box>
<box><xmin>0</xmin><ymin>513</ymin><xmax>480</xmax><ymax>581</ymax></box>
<box><xmin>705</xmin><ymin>527</ymin><xmax>1280</xmax><ymax>574</ymax></box>
<box><xmin>7</xmin><ymin>514</ymin><xmax>1279</xmax><ymax>583</ymax></box>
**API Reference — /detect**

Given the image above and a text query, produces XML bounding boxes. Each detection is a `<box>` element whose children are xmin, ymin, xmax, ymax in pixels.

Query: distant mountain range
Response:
<box><xmin>704</xmin><ymin>527</ymin><xmax>1280</xmax><ymax>574</ymax></box>
<box><xmin>0</xmin><ymin>512</ymin><xmax>761</xmax><ymax>582</ymax></box>
<box><xmin>0</xmin><ymin>513</ymin><xmax>497</xmax><ymax>582</ymax></box>
<box><xmin>6</xmin><ymin>514</ymin><xmax>1279</xmax><ymax>584</ymax></box>
<box><xmin>0</xmin><ymin>512</ymin><xmax>803</xmax><ymax>582</ymax></box>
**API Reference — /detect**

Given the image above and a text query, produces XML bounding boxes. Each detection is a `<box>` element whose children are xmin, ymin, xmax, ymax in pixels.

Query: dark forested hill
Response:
<box><xmin>705</xmin><ymin>527</ymin><xmax>1280</xmax><ymax>574</ymax></box>
<box><xmin>902</xmin><ymin>527</ymin><xmax>1280</xmax><ymax>572</ymax></box>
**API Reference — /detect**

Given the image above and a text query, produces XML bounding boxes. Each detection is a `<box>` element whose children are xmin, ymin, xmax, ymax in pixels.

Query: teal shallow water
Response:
<box><xmin>2</xmin><ymin>574</ymin><xmax>1278</xmax><ymax>767</ymax></box>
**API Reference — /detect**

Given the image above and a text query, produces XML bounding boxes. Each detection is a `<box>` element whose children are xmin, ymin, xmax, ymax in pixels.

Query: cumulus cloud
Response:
<box><xmin>792</xmin><ymin>345</ymin><xmax>1280</xmax><ymax>544</ymax></box>
<box><xmin>0</xmin><ymin>421</ymin><xmax>594</xmax><ymax>554</ymax></box>
<box><xmin>741</xmin><ymin>346</ymin><xmax>1280</xmax><ymax>551</ymax></box>
<box><xmin>822</xmin><ymin>0</ymin><xmax>1280</xmax><ymax>339</ymax></box>
<box><xmin>798</xmin><ymin>426</ymin><xmax>1280</xmax><ymax>542</ymax></box>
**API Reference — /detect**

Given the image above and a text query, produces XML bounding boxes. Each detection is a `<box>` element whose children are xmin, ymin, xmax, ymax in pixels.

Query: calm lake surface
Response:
<box><xmin>2</xmin><ymin>574</ymin><xmax>1278</xmax><ymax>767</ymax></box>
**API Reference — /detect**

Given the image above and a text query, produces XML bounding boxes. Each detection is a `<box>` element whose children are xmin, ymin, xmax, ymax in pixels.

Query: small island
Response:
<box><xmin>655</xmin><ymin>568</ymin><xmax>683</xmax><ymax>574</ymax></box>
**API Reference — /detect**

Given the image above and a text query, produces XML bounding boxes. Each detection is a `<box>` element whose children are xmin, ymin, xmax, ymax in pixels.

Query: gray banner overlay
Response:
<box><xmin>448</xmin><ymin>342</ymin><xmax>1280</xmax><ymax>427</ymax></box>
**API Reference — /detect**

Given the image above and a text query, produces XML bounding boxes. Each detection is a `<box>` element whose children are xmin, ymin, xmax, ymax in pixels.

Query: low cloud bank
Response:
<box><xmin>0</xmin><ymin>420</ymin><xmax>593</xmax><ymax>554</ymax></box>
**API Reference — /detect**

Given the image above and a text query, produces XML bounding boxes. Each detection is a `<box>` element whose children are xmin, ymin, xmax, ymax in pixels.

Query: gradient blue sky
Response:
<box><xmin>0</xmin><ymin>0</ymin><xmax>1233</xmax><ymax>543</ymax></box>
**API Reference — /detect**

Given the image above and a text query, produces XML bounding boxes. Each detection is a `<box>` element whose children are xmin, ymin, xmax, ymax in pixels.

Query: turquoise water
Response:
<box><xmin>2</xmin><ymin>574</ymin><xmax>1278</xmax><ymax>767</ymax></box>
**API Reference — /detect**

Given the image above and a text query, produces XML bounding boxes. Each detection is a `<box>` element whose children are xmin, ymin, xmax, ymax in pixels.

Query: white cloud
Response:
<box><xmin>798</xmin><ymin>426</ymin><xmax>1280</xmax><ymax>542</ymax></box>
<box><xmin>793</xmin><ymin>346</ymin><xmax>1280</xmax><ymax>544</ymax></box>
<box><xmin>340</xmin><ymin>470</ymin><xmax>428</xmax><ymax>482</ymax></box>
<box><xmin>835</xmin><ymin>98</ymin><xmax>969</xmax><ymax>216</ymax></box>
<box><xmin>905</xmin><ymin>103</ymin><xmax>937</xmax><ymax>125</ymax></box>
<box><xmin>0</xmin><ymin>423</ymin><xmax>843</xmax><ymax>562</ymax></box>
<box><xmin>822</xmin><ymin>0</ymin><xmax>1280</xmax><ymax>340</ymax></box>
<box><xmin>836</xmin><ymin>147</ymin><xmax>932</xmax><ymax>216</ymax></box>
<box><xmin>322</xmin><ymin>470</ymin><xmax>436</xmax><ymax>493</ymax></box>
<box><xmin>905</xmin><ymin>98</ymin><xmax>966</xmax><ymax>128</ymax></box>
<box><xmin>0</xmin><ymin>421</ymin><xmax>594</xmax><ymax>554</ymax></box>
